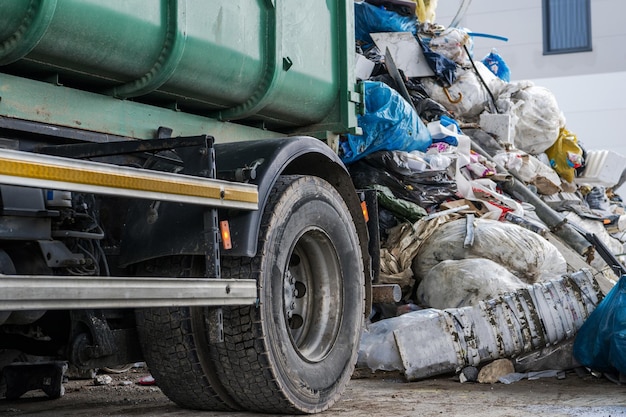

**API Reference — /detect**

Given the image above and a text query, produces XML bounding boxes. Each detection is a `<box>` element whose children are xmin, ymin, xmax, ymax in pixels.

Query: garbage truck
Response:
<box><xmin>0</xmin><ymin>1</ymin><xmax>377</xmax><ymax>413</ymax></box>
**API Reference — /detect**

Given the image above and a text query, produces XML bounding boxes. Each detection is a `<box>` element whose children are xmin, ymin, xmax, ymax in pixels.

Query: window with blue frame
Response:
<box><xmin>542</xmin><ymin>0</ymin><xmax>592</xmax><ymax>54</ymax></box>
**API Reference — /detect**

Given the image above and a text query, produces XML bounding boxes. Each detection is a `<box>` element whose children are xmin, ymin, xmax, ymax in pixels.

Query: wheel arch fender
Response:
<box><xmin>119</xmin><ymin>137</ymin><xmax>372</xmax><ymax>288</ymax></box>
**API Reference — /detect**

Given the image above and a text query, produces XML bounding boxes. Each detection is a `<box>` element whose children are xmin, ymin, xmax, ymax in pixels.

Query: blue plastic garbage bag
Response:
<box><xmin>573</xmin><ymin>275</ymin><xmax>626</xmax><ymax>375</ymax></box>
<box><xmin>482</xmin><ymin>49</ymin><xmax>511</xmax><ymax>82</ymax></box>
<box><xmin>340</xmin><ymin>81</ymin><xmax>431</xmax><ymax>164</ymax></box>
<box><xmin>354</xmin><ymin>2</ymin><xmax>417</xmax><ymax>50</ymax></box>
<box><xmin>430</xmin><ymin>115</ymin><xmax>462</xmax><ymax>146</ymax></box>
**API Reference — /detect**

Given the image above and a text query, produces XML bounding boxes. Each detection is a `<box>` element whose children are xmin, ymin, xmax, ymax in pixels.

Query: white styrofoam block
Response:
<box><xmin>575</xmin><ymin>150</ymin><xmax>626</xmax><ymax>187</ymax></box>
<box><xmin>479</xmin><ymin>113</ymin><xmax>512</xmax><ymax>144</ymax></box>
<box><xmin>355</xmin><ymin>54</ymin><xmax>375</xmax><ymax>81</ymax></box>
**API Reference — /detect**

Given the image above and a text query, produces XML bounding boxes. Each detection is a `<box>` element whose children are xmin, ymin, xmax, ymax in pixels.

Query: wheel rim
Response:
<box><xmin>283</xmin><ymin>228</ymin><xmax>342</xmax><ymax>363</ymax></box>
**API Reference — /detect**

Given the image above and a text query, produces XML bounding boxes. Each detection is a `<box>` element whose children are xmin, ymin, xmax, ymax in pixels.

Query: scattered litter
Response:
<box><xmin>349</xmin><ymin>0</ymin><xmax>626</xmax><ymax>388</ymax></box>
<box><xmin>94</xmin><ymin>375</ymin><xmax>113</xmax><ymax>386</ymax></box>
<box><xmin>499</xmin><ymin>370</ymin><xmax>562</xmax><ymax>384</ymax></box>
<box><xmin>138</xmin><ymin>375</ymin><xmax>156</xmax><ymax>386</ymax></box>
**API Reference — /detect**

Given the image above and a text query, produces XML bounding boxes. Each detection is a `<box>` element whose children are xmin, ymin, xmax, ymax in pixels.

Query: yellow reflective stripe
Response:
<box><xmin>0</xmin><ymin>157</ymin><xmax>257</xmax><ymax>204</ymax></box>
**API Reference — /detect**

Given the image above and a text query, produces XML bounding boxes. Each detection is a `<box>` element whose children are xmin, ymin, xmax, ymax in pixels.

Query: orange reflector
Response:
<box><xmin>361</xmin><ymin>201</ymin><xmax>369</xmax><ymax>223</ymax></box>
<box><xmin>220</xmin><ymin>220</ymin><xmax>232</xmax><ymax>250</ymax></box>
<box><xmin>603</xmin><ymin>218</ymin><xmax>611</xmax><ymax>225</ymax></box>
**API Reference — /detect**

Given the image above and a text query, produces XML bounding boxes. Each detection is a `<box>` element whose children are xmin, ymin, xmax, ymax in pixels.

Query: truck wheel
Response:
<box><xmin>215</xmin><ymin>174</ymin><xmax>366</xmax><ymax>413</ymax></box>
<box><xmin>134</xmin><ymin>257</ymin><xmax>240</xmax><ymax>412</ymax></box>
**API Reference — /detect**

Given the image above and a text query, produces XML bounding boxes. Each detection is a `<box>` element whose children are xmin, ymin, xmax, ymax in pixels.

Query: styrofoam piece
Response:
<box><xmin>392</xmin><ymin>270</ymin><xmax>599</xmax><ymax>381</ymax></box>
<box><xmin>355</xmin><ymin>53</ymin><xmax>375</xmax><ymax>81</ymax></box>
<box><xmin>480</xmin><ymin>113</ymin><xmax>513</xmax><ymax>144</ymax></box>
<box><xmin>575</xmin><ymin>150</ymin><xmax>626</xmax><ymax>187</ymax></box>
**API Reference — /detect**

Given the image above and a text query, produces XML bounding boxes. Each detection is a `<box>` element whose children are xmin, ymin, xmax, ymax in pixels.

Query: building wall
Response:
<box><xmin>433</xmin><ymin>0</ymin><xmax>626</xmax><ymax>189</ymax></box>
<box><xmin>434</xmin><ymin>0</ymin><xmax>626</xmax><ymax>79</ymax></box>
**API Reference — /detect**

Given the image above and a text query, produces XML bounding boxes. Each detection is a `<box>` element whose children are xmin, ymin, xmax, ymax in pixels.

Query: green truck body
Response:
<box><xmin>0</xmin><ymin>1</ymin><xmax>373</xmax><ymax>414</ymax></box>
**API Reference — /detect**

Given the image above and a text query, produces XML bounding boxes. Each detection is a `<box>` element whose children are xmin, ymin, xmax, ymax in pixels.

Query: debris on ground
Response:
<box><xmin>348</xmin><ymin>0</ymin><xmax>626</xmax><ymax>385</ymax></box>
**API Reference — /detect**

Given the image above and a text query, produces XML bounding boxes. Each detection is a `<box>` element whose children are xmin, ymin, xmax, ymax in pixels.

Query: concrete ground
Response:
<box><xmin>2</xmin><ymin>366</ymin><xmax>626</xmax><ymax>416</ymax></box>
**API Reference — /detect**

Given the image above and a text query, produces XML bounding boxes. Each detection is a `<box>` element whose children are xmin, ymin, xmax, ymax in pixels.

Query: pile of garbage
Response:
<box><xmin>344</xmin><ymin>1</ymin><xmax>626</xmax><ymax>384</ymax></box>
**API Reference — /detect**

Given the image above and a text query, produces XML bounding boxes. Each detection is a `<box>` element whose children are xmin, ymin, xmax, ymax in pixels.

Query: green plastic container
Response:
<box><xmin>0</xmin><ymin>0</ymin><xmax>359</xmax><ymax>137</ymax></box>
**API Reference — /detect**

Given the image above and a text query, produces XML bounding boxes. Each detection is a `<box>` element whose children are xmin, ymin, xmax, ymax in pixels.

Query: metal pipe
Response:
<box><xmin>0</xmin><ymin>275</ymin><xmax>258</xmax><ymax>311</ymax></box>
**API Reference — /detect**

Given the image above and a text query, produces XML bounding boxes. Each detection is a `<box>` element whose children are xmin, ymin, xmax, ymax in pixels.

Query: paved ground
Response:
<box><xmin>2</xmin><ymin>366</ymin><xmax>626</xmax><ymax>416</ymax></box>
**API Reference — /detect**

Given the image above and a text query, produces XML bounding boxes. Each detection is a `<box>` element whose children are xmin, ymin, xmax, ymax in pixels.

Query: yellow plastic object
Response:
<box><xmin>414</xmin><ymin>0</ymin><xmax>438</xmax><ymax>23</ymax></box>
<box><xmin>545</xmin><ymin>127</ymin><xmax>584</xmax><ymax>183</ymax></box>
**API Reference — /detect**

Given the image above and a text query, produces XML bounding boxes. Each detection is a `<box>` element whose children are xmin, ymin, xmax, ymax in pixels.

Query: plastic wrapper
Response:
<box><xmin>464</xmin><ymin>128</ymin><xmax>505</xmax><ymax>157</ymax></box>
<box><xmin>365</xmin><ymin>150</ymin><xmax>429</xmax><ymax>176</ymax></box>
<box><xmin>498</xmin><ymin>370</ymin><xmax>560</xmax><ymax>384</ymax></box>
<box><xmin>349</xmin><ymin>159</ymin><xmax>424</xmax><ymax>204</ymax></box>
<box><xmin>372</xmin><ymin>184</ymin><xmax>427</xmax><ymax>222</ymax></box>
<box><xmin>428</xmin><ymin>27</ymin><xmax>472</xmax><ymax>66</ymax></box>
<box><xmin>573</xmin><ymin>275</ymin><xmax>626</xmax><ymax>376</ymax></box>
<box><xmin>360</xmin><ymin>153</ymin><xmax>458</xmax><ymax>208</ymax></box>
<box><xmin>402</xmin><ymin>170</ymin><xmax>458</xmax><ymax>207</ymax></box>
<box><xmin>417</xmin><ymin>258</ymin><xmax>527</xmax><ymax>309</ymax></box>
<box><xmin>412</xmin><ymin>217</ymin><xmax>567</xmax><ymax>283</ymax></box>
<box><xmin>496</xmin><ymin>81</ymin><xmax>565</xmax><ymax>154</ymax></box>
<box><xmin>455</xmin><ymin>177</ymin><xmax>524</xmax><ymax>220</ymax></box>
<box><xmin>354</xmin><ymin>1</ymin><xmax>417</xmax><ymax>50</ymax></box>
<box><xmin>493</xmin><ymin>151</ymin><xmax>562</xmax><ymax>195</ymax></box>
<box><xmin>482</xmin><ymin>49</ymin><xmax>511</xmax><ymax>82</ymax></box>
<box><xmin>427</xmin><ymin>115</ymin><xmax>463</xmax><ymax>146</ymax></box>
<box><xmin>415</xmin><ymin>96</ymin><xmax>452</xmax><ymax>122</ymax></box>
<box><xmin>340</xmin><ymin>81</ymin><xmax>431</xmax><ymax>164</ymax></box>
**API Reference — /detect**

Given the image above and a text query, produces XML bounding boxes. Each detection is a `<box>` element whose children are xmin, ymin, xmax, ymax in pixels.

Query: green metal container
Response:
<box><xmin>0</xmin><ymin>0</ymin><xmax>359</xmax><ymax>138</ymax></box>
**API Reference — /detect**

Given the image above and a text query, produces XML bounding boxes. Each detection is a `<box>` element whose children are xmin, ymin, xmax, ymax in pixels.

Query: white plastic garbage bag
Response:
<box><xmin>412</xmin><ymin>217</ymin><xmax>567</xmax><ymax>283</ymax></box>
<box><xmin>422</xmin><ymin>62</ymin><xmax>506</xmax><ymax>121</ymax></box>
<box><xmin>495</xmin><ymin>81</ymin><xmax>565</xmax><ymax>154</ymax></box>
<box><xmin>417</xmin><ymin>258</ymin><xmax>527</xmax><ymax>309</ymax></box>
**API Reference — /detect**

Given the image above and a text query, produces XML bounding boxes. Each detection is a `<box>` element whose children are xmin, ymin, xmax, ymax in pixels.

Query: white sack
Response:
<box><xmin>422</xmin><ymin>62</ymin><xmax>506</xmax><ymax>121</ymax></box>
<box><xmin>412</xmin><ymin>217</ymin><xmax>567</xmax><ymax>283</ymax></box>
<box><xmin>417</xmin><ymin>258</ymin><xmax>527</xmax><ymax>309</ymax></box>
<box><xmin>495</xmin><ymin>81</ymin><xmax>565</xmax><ymax>154</ymax></box>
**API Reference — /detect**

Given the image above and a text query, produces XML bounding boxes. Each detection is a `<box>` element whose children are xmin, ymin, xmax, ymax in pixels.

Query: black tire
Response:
<box><xmin>135</xmin><ymin>256</ymin><xmax>239</xmax><ymax>411</ymax></box>
<box><xmin>214</xmin><ymin>175</ymin><xmax>366</xmax><ymax>413</ymax></box>
<box><xmin>135</xmin><ymin>175</ymin><xmax>365</xmax><ymax>413</ymax></box>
